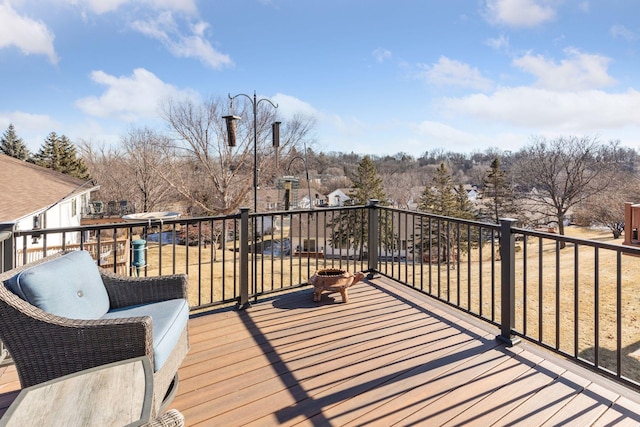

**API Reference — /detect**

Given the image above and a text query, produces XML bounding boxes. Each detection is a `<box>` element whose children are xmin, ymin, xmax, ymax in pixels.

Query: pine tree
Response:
<box><xmin>33</xmin><ymin>132</ymin><xmax>91</xmax><ymax>180</ymax></box>
<box><xmin>417</xmin><ymin>163</ymin><xmax>475</xmax><ymax>263</ymax></box>
<box><xmin>419</xmin><ymin>163</ymin><xmax>457</xmax><ymax>215</ymax></box>
<box><xmin>329</xmin><ymin>156</ymin><xmax>394</xmax><ymax>256</ymax></box>
<box><xmin>348</xmin><ymin>155</ymin><xmax>387</xmax><ymax>205</ymax></box>
<box><xmin>0</xmin><ymin>124</ymin><xmax>30</xmax><ymax>160</ymax></box>
<box><xmin>454</xmin><ymin>184</ymin><xmax>476</xmax><ymax>220</ymax></box>
<box><xmin>59</xmin><ymin>135</ymin><xmax>90</xmax><ymax>179</ymax></box>
<box><xmin>481</xmin><ymin>157</ymin><xmax>521</xmax><ymax>224</ymax></box>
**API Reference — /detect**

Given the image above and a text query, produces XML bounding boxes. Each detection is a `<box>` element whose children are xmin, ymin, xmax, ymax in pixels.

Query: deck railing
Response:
<box><xmin>4</xmin><ymin>202</ymin><xmax>640</xmax><ymax>391</ymax></box>
<box><xmin>371</xmin><ymin>204</ymin><xmax>640</xmax><ymax>392</ymax></box>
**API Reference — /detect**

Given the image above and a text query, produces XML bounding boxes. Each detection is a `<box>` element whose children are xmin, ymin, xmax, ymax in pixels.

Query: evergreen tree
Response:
<box><xmin>329</xmin><ymin>156</ymin><xmax>394</xmax><ymax>256</ymax></box>
<box><xmin>33</xmin><ymin>132</ymin><xmax>91</xmax><ymax>180</ymax></box>
<box><xmin>419</xmin><ymin>163</ymin><xmax>457</xmax><ymax>216</ymax></box>
<box><xmin>348</xmin><ymin>155</ymin><xmax>387</xmax><ymax>205</ymax></box>
<box><xmin>481</xmin><ymin>157</ymin><xmax>521</xmax><ymax>224</ymax></box>
<box><xmin>0</xmin><ymin>123</ymin><xmax>30</xmax><ymax>160</ymax></box>
<box><xmin>416</xmin><ymin>163</ymin><xmax>475</xmax><ymax>263</ymax></box>
<box><xmin>454</xmin><ymin>184</ymin><xmax>476</xmax><ymax>220</ymax></box>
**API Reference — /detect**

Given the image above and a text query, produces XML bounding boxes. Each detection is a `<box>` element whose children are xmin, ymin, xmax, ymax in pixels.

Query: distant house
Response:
<box><xmin>257</xmin><ymin>188</ymin><xmax>281</xmax><ymax>211</ymax></box>
<box><xmin>463</xmin><ymin>184</ymin><xmax>479</xmax><ymax>201</ymax></box>
<box><xmin>0</xmin><ymin>154</ymin><xmax>99</xmax><ymax>251</ymax></box>
<box><xmin>327</xmin><ymin>189</ymin><xmax>351</xmax><ymax>207</ymax></box>
<box><xmin>297</xmin><ymin>186</ymin><xmax>325</xmax><ymax>209</ymax></box>
<box><xmin>288</xmin><ymin>209</ymin><xmax>417</xmax><ymax>261</ymax></box>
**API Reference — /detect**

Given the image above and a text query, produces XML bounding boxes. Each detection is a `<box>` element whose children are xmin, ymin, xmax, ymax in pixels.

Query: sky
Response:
<box><xmin>1</xmin><ymin>0</ymin><xmax>640</xmax><ymax>158</ymax></box>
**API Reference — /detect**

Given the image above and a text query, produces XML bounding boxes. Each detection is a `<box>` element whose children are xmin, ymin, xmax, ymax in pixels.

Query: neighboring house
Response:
<box><xmin>288</xmin><ymin>209</ymin><xmax>416</xmax><ymax>261</ymax></box>
<box><xmin>463</xmin><ymin>184</ymin><xmax>479</xmax><ymax>201</ymax></box>
<box><xmin>297</xmin><ymin>186</ymin><xmax>325</xmax><ymax>209</ymax></box>
<box><xmin>0</xmin><ymin>154</ymin><xmax>99</xmax><ymax>252</ymax></box>
<box><xmin>257</xmin><ymin>188</ymin><xmax>280</xmax><ymax>211</ymax></box>
<box><xmin>259</xmin><ymin>185</ymin><xmax>327</xmax><ymax>211</ymax></box>
<box><xmin>327</xmin><ymin>189</ymin><xmax>351</xmax><ymax>207</ymax></box>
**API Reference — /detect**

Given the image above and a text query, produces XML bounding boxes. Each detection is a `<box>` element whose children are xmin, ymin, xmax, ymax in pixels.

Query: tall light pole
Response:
<box><xmin>223</xmin><ymin>91</ymin><xmax>279</xmax><ymax>212</ymax></box>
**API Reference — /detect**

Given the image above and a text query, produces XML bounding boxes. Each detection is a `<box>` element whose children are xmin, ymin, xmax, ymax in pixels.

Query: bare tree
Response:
<box><xmin>266</xmin><ymin>113</ymin><xmax>316</xmax><ymax>182</ymax></box>
<box><xmin>80</xmin><ymin>132</ymin><xmax>175</xmax><ymax>213</ymax></box>
<box><xmin>121</xmin><ymin>128</ymin><xmax>175</xmax><ymax>212</ymax></box>
<box><xmin>159</xmin><ymin>96</ymin><xmax>315</xmax><ymax>214</ymax></box>
<box><xmin>574</xmin><ymin>173</ymin><xmax>639</xmax><ymax>238</ymax></box>
<box><xmin>513</xmin><ymin>135</ymin><xmax>615</xmax><ymax>243</ymax></box>
<box><xmin>79</xmin><ymin>141</ymin><xmax>131</xmax><ymax>203</ymax></box>
<box><xmin>382</xmin><ymin>171</ymin><xmax>416</xmax><ymax>209</ymax></box>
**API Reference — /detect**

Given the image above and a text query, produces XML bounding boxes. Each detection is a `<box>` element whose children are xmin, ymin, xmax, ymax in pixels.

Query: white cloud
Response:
<box><xmin>439</xmin><ymin>87</ymin><xmax>640</xmax><ymax>131</ymax></box>
<box><xmin>131</xmin><ymin>12</ymin><xmax>233</xmax><ymax>69</ymax></box>
<box><xmin>270</xmin><ymin>93</ymin><xmax>365</xmax><ymax>143</ymax></box>
<box><xmin>64</xmin><ymin>0</ymin><xmax>197</xmax><ymax>15</ymax></box>
<box><xmin>401</xmin><ymin>118</ymin><xmax>559</xmax><ymax>155</ymax></box>
<box><xmin>484</xmin><ymin>0</ymin><xmax>557</xmax><ymax>28</ymax></box>
<box><xmin>414</xmin><ymin>120</ymin><xmax>491</xmax><ymax>147</ymax></box>
<box><xmin>0</xmin><ymin>111</ymin><xmax>61</xmax><ymax>150</ymax></box>
<box><xmin>611</xmin><ymin>24</ymin><xmax>638</xmax><ymax>42</ymax></box>
<box><xmin>372</xmin><ymin>48</ymin><xmax>392</xmax><ymax>63</ymax></box>
<box><xmin>271</xmin><ymin>92</ymin><xmax>367</xmax><ymax>137</ymax></box>
<box><xmin>418</xmin><ymin>56</ymin><xmax>493</xmax><ymax>92</ymax></box>
<box><xmin>271</xmin><ymin>93</ymin><xmax>320</xmax><ymax>119</ymax></box>
<box><xmin>486</xmin><ymin>34</ymin><xmax>510</xmax><ymax>51</ymax></box>
<box><xmin>66</xmin><ymin>119</ymin><xmax>122</xmax><ymax>147</ymax></box>
<box><xmin>578</xmin><ymin>1</ymin><xmax>590</xmax><ymax>13</ymax></box>
<box><xmin>76</xmin><ymin>68</ymin><xmax>199</xmax><ymax>121</ymax></box>
<box><xmin>513</xmin><ymin>48</ymin><xmax>616</xmax><ymax>91</ymax></box>
<box><xmin>0</xmin><ymin>2</ymin><xmax>58</xmax><ymax>63</ymax></box>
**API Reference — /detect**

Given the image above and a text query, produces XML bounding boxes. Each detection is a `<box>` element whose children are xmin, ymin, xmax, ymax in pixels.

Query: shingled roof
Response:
<box><xmin>0</xmin><ymin>154</ymin><xmax>94</xmax><ymax>224</ymax></box>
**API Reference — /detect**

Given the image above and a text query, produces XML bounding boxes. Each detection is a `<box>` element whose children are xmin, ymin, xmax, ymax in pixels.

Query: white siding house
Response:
<box><xmin>327</xmin><ymin>189</ymin><xmax>351</xmax><ymax>207</ymax></box>
<box><xmin>0</xmin><ymin>154</ymin><xmax>99</xmax><ymax>252</ymax></box>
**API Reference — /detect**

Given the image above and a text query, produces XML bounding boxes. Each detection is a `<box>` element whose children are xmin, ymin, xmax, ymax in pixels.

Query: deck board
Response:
<box><xmin>2</xmin><ymin>276</ymin><xmax>640</xmax><ymax>426</ymax></box>
<box><xmin>173</xmin><ymin>277</ymin><xmax>640</xmax><ymax>426</ymax></box>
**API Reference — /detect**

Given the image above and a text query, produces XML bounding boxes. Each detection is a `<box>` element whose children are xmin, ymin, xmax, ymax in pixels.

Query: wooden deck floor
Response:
<box><xmin>3</xmin><ymin>276</ymin><xmax>640</xmax><ymax>426</ymax></box>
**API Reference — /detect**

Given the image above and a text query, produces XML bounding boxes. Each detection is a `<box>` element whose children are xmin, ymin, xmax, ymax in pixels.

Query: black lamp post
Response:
<box><xmin>224</xmin><ymin>91</ymin><xmax>279</xmax><ymax>212</ymax></box>
<box><xmin>287</xmin><ymin>142</ymin><xmax>313</xmax><ymax>210</ymax></box>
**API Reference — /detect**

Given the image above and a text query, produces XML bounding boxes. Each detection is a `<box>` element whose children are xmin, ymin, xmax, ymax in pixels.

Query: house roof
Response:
<box><xmin>0</xmin><ymin>154</ymin><xmax>96</xmax><ymax>224</ymax></box>
<box><xmin>328</xmin><ymin>188</ymin><xmax>351</xmax><ymax>199</ymax></box>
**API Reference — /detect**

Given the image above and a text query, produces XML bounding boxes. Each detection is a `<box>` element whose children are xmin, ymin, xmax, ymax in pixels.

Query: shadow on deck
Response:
<box><xmin>2</xmin><ymin>276</ymin><xmax>640</xmax><ymax>426</ymax></box>
<box><xmin>170</xmin><ymin>276</ymin><xmax>640</xmax><ymax>426</ymax></box>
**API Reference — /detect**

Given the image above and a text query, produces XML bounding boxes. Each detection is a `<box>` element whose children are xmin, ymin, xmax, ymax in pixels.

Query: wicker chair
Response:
<box><xmin>0</xmin><ymin>251</ymin><xmax>190</xmax><ymax>418</ymax></box>
<box><xmin>144</xmin><ymin>409</ymin><xmax>185</xmax><ymax>427</ymax></box>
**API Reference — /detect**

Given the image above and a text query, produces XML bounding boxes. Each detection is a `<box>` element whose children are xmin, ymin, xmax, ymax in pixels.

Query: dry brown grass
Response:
<box><xmin>142</xmin><ymin>226</ymin><xmax>640</xmax><ymax>383</ymax></box>
<box><xmin>389</xmin><ymin>226</ymin><xmax>640</xmax><ymax>383</ymax></box>
<box><xmin>143</xmin><ymin>242</ymin><xmax>324</xmax><ymax>308</ymax></box>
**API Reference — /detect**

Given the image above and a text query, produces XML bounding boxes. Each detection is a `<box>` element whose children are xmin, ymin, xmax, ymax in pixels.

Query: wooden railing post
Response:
<box><xmin>238</xmin><ymin>207</ymin><xmax>251</xmax><ymax>310</ymax></box>
<box><xmin>367</xmin><ymin>200</ymin><xmax>379</xmax><ymax>278</ymax></box>
<box><xmin>498</xmin><ymin>218</ymin><xmax>520</xmax><ymax>346</ymax></box>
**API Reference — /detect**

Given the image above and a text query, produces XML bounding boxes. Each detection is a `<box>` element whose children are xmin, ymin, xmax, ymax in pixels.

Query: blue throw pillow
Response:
<box><xmin>6</xmin><ymin>251</ymin><xmax>110</xmax><ymax>319</ymax></box>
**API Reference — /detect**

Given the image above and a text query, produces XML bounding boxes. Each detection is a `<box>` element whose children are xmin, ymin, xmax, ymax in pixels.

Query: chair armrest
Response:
<box><xmin>0</xmin><ymin>291</ymin><xmax>154</xmax><ymax>388</ymax></box>
<box><xmin>100</xmin><ymin>270</ymin><xmax>188</xmax><ymax>309</ymax></box>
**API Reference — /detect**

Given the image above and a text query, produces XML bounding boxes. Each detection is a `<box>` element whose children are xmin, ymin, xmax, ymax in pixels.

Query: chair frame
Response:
<box><xmin>0</xmin><ymin>251</ymin><xmax>189</xmax><ymax>417</ymax></box>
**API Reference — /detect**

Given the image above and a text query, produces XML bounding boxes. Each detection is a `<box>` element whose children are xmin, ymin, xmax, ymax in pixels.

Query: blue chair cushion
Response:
<box><xmin>101</xmin><ymin>298</ymin><xmax>189</xmax><ymax>371</ymax></box>
<box><xmin>6</xmin><ymin>251</ymin><xmax>109</xmax><ymax>320</ymax></box>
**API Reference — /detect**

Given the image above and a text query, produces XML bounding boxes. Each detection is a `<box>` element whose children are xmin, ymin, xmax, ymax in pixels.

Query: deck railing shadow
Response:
<box><xmin>3</xmin><ymin>201</ymin><xmax>640</xmax><ymax>391</ymax></box>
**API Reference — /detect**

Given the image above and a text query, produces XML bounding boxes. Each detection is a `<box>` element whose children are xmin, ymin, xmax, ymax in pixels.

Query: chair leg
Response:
<box><xmin>158</xmin><ymin>373</ymin><xmax>179</xmax><ymax>414</ymax></box>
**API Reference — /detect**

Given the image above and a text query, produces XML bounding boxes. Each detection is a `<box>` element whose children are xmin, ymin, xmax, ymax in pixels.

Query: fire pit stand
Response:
<box><xmin>308</xmin><ymin>269</ymin><xmax>365</xmax><ymax>303</ymax></box>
